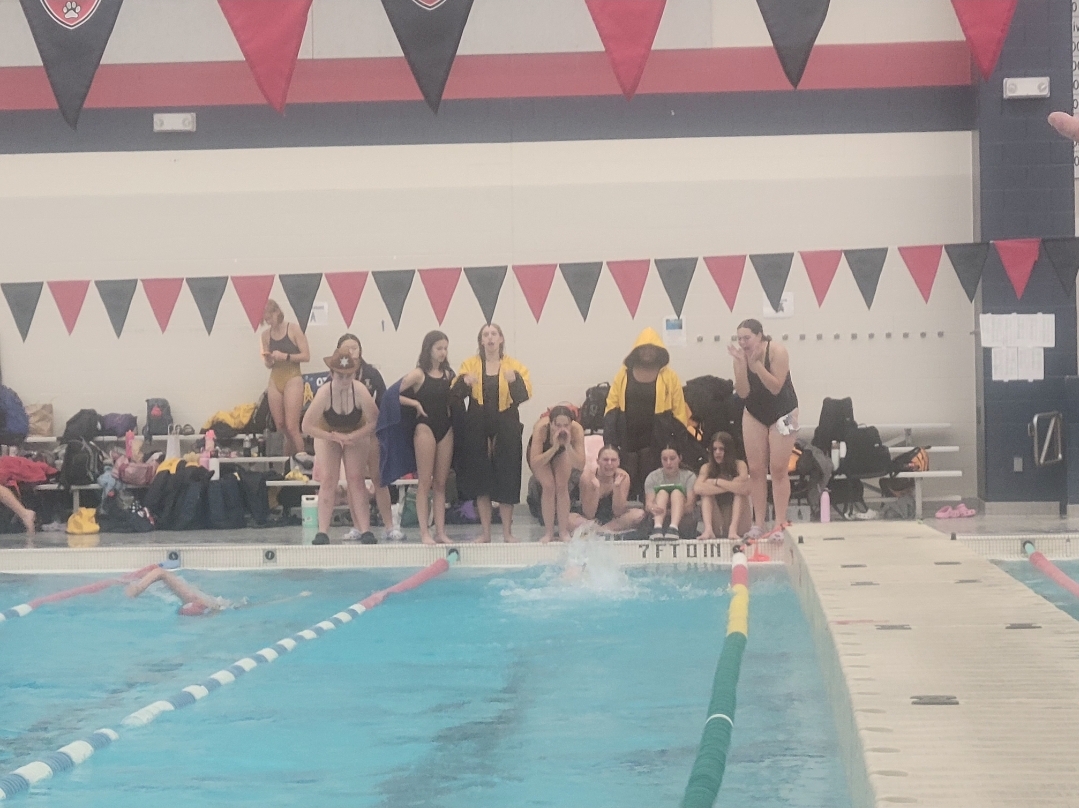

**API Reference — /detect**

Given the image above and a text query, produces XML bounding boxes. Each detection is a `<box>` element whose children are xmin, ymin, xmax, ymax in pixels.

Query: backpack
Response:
<box><xmin>60</xmin><ymin>438</ymin><xmax>106</xmax><ymax>488</ymax></box>
<box><xmin>812</xmin><ymin>397</ymin><xmax>856</xmax><ymax>455</ymax></box>
<box><xmin>683</xmin><ymin>376</ymin><xmax>734</xmax><ymax>437</ymax></box>
<box><xmin>881</xmin><ymin>447</ymin><xmax>929</xmax><ymax>496</ymax></box>
<box><xmin>61</xmin><ymin>409</ymin><xmax>102</xmax><ymax>442</ymax></box>
<box><xmin>144</xmin><ymin>398</ymin><xmax>173</xmax><ymax>438</ymax></box>
<box><xmin>579</xmin><ymin>383</ymin><xmax>610</xmax><ymax>432</ymax></box>
<box><xmin>208</xmin><ymin>474</ymin><xmax>246</xmax><ymax>530</ymax></box>
<box><xmin>839</xmin><ymin>425</ymin><xmax>892</xmax><ymax>478</ymax></box>
<box><xmin>0</xmin><ymin>386</ymin><xmax>29</xmax><ymax>445</ymax></box>
<box><xmin>101</xmin><ymin>413</ymin><xmax>138</xmax><ymax>437</ymax></box>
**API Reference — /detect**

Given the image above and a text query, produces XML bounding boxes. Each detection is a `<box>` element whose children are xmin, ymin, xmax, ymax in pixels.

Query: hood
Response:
<box><xmin>623</xmin><ymin>327</ymin><xmax>670</xmax><ymax>369</ymax></box>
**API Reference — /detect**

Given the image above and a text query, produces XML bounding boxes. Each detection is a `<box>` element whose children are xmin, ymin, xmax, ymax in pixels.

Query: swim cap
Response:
<box><xmin>178</xmin><ymin>601</ymin><xmax>209</xmax><ymax>617</ymax></box>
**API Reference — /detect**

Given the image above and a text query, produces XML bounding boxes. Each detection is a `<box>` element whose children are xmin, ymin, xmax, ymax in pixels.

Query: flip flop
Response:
<box><xmin>952</xmin><ymin>504</ymin><xmax>976</xmax><ymax>518</ymax></box>
<box><xmin>935</xmin><ymin>505</ymin><xmax>954</xmax><ymax>519</ymax></box>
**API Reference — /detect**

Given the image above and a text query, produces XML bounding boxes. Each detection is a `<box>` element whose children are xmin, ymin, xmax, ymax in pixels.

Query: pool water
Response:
<box><xmin>0</xmin><ymin>555</ymin><xmax>851</xmax><ymax>808</ymax></box>
<box><xmin>998</xmin><ymin>558</ymin><xmax>1079</xmax><ymax>622</ymax></box>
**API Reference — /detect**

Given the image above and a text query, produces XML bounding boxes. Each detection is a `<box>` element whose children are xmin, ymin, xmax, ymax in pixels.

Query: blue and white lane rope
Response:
<box><xmin>0</xmin><ymin>552</ymin><xmax>458</xmax><ymax>801</ymax></box>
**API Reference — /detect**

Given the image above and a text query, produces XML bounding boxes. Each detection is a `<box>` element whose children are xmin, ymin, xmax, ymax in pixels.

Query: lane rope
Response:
<box><xmin>1</xmin><ymin>564</ymin><xmax>164</xmax><ymax>624</ymax></box>
<box><xmin>1022</xmin><ymin>540</ymin><xmax>1079</xmax><ymax>600</ymax></box>
<box><xmin>0</xmin><ymin>550</ymin><xmax>459</xmax><ymax>801</ymax></box>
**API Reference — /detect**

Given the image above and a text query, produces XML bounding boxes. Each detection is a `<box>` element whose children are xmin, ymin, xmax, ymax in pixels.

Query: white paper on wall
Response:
<box><xmin>663</xmin><ymin>317</ymin><xmax>686</xmax><ymax>347</ymax></box>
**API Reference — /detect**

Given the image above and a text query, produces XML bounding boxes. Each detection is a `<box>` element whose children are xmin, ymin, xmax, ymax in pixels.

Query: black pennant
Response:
<box><xmin>844</xmin><ymin>248</ymin><xmax>888</xmax><ymax>309</ymax></box>
<box><xmin>755</xmin><ymin>0</ymin><xmax>830</xmax><ymax>88</ymax></box>
<box><xmin>186</xmin><ymin>277</ymin><xmax>229</xmax><ymax>335</ymax></box>
<box><xmin>96</xmin><ymin>279</ymin><xmax>137</xmax><ymax>337</ymax></box>
<box><xmin>560</xmin><ymin>262</ymin><xmax>604</xmax><ymax>321</ymax></box>
<box><xmin>655</xmin><ymin>258</ymin><xmax>697</xmax><ymax>318</ymax></box>
<box><xmin>1041</xmin><ymin>238</ymin><xmax>1079</xmax><ymax>297</ymax></box>
<box><xmin>1</xmin><ymin>282</ymin><xmax>43</xmax><ymax>342</ymax></box>
<box><xmin>944</xmin><ymin>243</ymin><xmax>989</xmax><ymax>302</ymax></box>
<box><xmin>18</xmin><ymin>0</ymin><xmax>125</xmax><ymax>128</ymax></box>
<box><xmin>380</xmin><ymin>0</ymin><xmax>475</xmax><ymax>112</ymax></box>
<box><xmin>279</xmin><ymin>273</ymin><xmax>322</xmax><ymax>332</ymax></box>
<box><xmin>750</xmin><ymin>253</ymin><xmax>793</xmax><ymax>313</ymax></box>
<box><xmin>373</xmin><ymin>270</ymin><xmax>415</xmax><ymax>331</ymax></box>
<box><xmin>464</xmin><ymin>266</ymin><xmax>507</xmax><ymax>324</ymax></box>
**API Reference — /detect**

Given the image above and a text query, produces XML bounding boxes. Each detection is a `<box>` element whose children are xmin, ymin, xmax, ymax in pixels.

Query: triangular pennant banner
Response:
<box><xmin>994</xmin><ymin>238</ymin><xmax>1041</xmax><ymax>301</ymax></box>
<box><xmin>186</xmin><ymin>277</ymin><xmax>229</xmax><ymax>335</ymax></box>
<box><xmin>704</xmin><ymin>255</ymin><xmax>746</xmax><ymax>311</ymax></box>
<box><xmin>324</xmin><ymin>272</ymin><xmax>369</xmax><ymax>328</ymax></box>
<box><xmin>464</xmin><ymin>265</ymin><xmax>508</xmax><ymax>324</ymax></box>
<box><xmin>560</xmin><ymin>262</ymin><xmax>604</xmax><ymax>321</ymax></box>
<box><xmin>1041</xmin><ymin>237</ymin><xmax>1079</xmax><ymax>297</ymax></box>
<box><xmin>799</xmin><ymin>250</ymin><xmax>842</xmax><ymax>306</ymax></box>
<box><xmin>17</xmin><ymin>0</ymin><xmax>125</xmax><ymax>128</ymax></box>
<box><xmin>654</xmin><ymin>257</ymin><xmax>696</xmax><ymax>317</ymax></box>
<box><xmin>844</xmin><ymin>248</ymin><xmax>888</xmax><ymax>309</ymax></box>
<box><xmin>951</xmin><ymin>0</ymin><xmax>1018</xmax><ymax>80</ymax></box>
<box><xmin>373</xmin><ymin>270</ymin><xmax>415</xmax><ymax>331</ymax></box>
<box><xmin>750</xmin><ymin>253</ymin><xmax>793</xmax><ymax>313</ymax></box>
<box><xmin>584</xmin><ymin>0</ymin><xmax>667</xmax><ymax>99</ymax></box>
<box><xmin>279</xmin><ymin>273</ymin><xmax>322</xmax><ymax>332</ymax></box>
<box><xmin>419</xmin><ymin>267</ymin><xmax>461</xmax><ymax>325</ymax></box>
<box><xmin>141</xmin><ymin>278</ymin><xmax>184</xmax><ymax>333</ymax></box>
<box><xmin>755</xmin><ymin>0</ymin><xmax>831</xmax><ymax>88</ymax></box>
<box><xmin>380</xmin><ymin>0</ymin><xmax>475</xmax><ymax>112</ymax></box>
<box><xmin>607</xmin><ymin>260</ymin><xmax>651</xmax><ymax>317</ymax></box>
<box><xmin>231</xmin><ymin>275</ymin><xmax>275</xmax><ymax>332</ymax></box>
<box><xmin>47</xmin><ymin>280</ymin><xmax>90</xmax><ymax>335</ymax></box>
<box><xmin>945</xmin><ymin>243</ymin><xmax>989</xmax><ymax>302</ymax></box>
<box><xmin>897</xmin><ymin>245</ymin><xmax>943</xmax><ymax>304</ymax></box>
<box><xmin>1</xmin><ymin>282</ymin><xmax>42</xmax><ymax>342</ymax></box>
<box><xmin>217</xmin><ymin>0</ymin><xmax>313</xmax><ymax>113</ymax></box>
<box><xmin>512</xmin><ymin>264</ymin><xmax>557</xmax><ymax>322</ymax></box>
<box><xmin>95</xmin><ymin>279</ymin><xmax>137</xmax><ymax>338</ymax></box>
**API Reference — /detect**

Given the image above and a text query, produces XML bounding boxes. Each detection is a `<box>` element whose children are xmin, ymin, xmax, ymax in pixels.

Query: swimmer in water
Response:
<box><xmin>125</xmin><ymin>567</ymin><xmax>230</xmax><ymax>616</ymax></box>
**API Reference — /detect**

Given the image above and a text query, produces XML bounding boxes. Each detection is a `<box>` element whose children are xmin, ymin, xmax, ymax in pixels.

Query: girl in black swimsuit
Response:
<box><xmin>301</xmin><ymin>346</ymin><xmax>379</xmax><ymax>545</ymax></box>
<box><xmin>399</xmin><ymin>330</ymin><xmax>456</xmax><ymax>545</ymax></box>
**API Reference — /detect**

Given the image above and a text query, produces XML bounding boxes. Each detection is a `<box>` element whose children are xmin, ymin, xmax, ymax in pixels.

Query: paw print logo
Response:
<box><xmin>63</xmin><ymin>1</ymin><xmax>80</xmax><ymax>18</ymax></box>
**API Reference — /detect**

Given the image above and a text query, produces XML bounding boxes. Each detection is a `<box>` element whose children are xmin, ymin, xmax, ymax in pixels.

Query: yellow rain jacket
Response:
<box><xmin>605</xmin><ymin>328</ymin><xmax>690</xmax><ymax>427</ymax></box>
<box><xmin>456</xmin><ymin>355</ymin><xmax>533</xmax><ymax>411</ymax></box>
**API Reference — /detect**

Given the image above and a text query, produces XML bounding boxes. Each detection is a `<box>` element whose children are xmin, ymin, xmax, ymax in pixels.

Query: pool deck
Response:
<box><xmin>788</xmin><ymin>521</ymin><xmax>1079</xmax><ymax>808</ymax></box>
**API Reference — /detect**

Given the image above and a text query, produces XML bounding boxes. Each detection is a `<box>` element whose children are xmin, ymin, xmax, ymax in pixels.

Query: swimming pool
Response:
<box><xmin>997</xmin><ymin>557</ymin><xmax>1079</xmax><ymax>622</ymax></box>
<box><xmin>1</xmin><ymin>556</ymin><xmax>851</xmax><ymax>807</ymax></box>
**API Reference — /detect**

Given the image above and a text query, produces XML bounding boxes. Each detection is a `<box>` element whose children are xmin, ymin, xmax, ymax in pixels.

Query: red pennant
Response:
<box><xmin>704</xmin><ymin>255</ymin><xmax>746</xmax><ymax>311</ymax></box>
<box><xmin>607</xmin><ymin>260</ymin><xmax>651</xmax><ymax>317</ymax></box>
<box><xmin>799</xmin><ymin>250</ymin><xmax>843</xmax><ymax>306</ymax></box>
<box><xmin>47</xmin><ymin>280</ymin><xmax>90</xmax><ymax>335</ymax></box>
<box><xmin>141</xmin><ymin>278</ymin><xmax>184</xmax><ymax>333</ymax></box>
<box><xmin>994</xmin><ymin>238</ymin><xmax>1041</xmax><ymax>300</ymax></box>
<box><xmin>898</xmin><ymin>245</ymin><xmax>943</xmax><ymax>303</ymax></box>
<box><xmin>585</xmin><ymin>0</ymin><xmax>667</xmax><ymax>99</ymax></box>
<box><xmin>513</xmin><ymin>264</ymin><xmax>557</xmax><ymax>322</ymax></box>
<box><xmin>231</xmin><ymin>275</ymin><xmax>275</xmax><ymax>331</ymax></box>
<box><xmin>217</xmin><ymin>0</ymin><xmax>313</xmax><ymax>113</ymax></box>
<box><xmin>325</xmin><ymin>272</ymin><xmax>368</xmax><ymax>328</ymax></box>
<box><xmin>419</xmin><ymin>267</ymin><xmax>461</xmax><ymax>325</ymax></box>
<box><xmin>950</xmin><ymin>0</ymin><xmax>1018</xmax><ymax>80</ymax></box>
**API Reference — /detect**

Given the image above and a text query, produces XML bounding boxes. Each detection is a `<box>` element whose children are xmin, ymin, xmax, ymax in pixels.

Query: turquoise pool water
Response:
<box><xmin>998</xmin><ymin>558</ymin><xmax>1079</xmax><ymax>621</ymax></box>
<box><xmin>1</xmin><ymin>557</ymin><xmax>851</xmax><ymax>807</ymax></box>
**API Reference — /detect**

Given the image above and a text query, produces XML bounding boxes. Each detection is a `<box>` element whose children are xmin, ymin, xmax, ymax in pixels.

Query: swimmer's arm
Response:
<box><xmin>260</xmin><ymin>330</ymin><xmax>274</xmax><ymax>368</ymax></box>
<box><xmin>353</xmin><ymin>383</ymin><xmax>379</xmax><ymax>441</ymax></box>
<box><xmin>565</xmin><ymin>424</ymin><xmax>586</xmax><ymax>470</ymax></box>
<box><xmin>398</xmin><ymin>369</ymin><xmax>425</xmax><ymax>413</ymax></box>
<box><xmin>301</xmin><ymin>385</ymin><xmax>335</xmax><ymax>440</ymax></box>
<box><xmin>611</xmin><ymin>469</ymin><xmax>631</xmax><ymax>516</ymax></box>
<box><xmin>288</xmin><ymin>323</ymin><xmax>311</xmax><ymax>364</ymax></box>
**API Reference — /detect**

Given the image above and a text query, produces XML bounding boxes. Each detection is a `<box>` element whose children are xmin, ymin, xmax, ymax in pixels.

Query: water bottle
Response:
<box><xmin>301</xmin><ymin>494</ymin><xmax>319</xmax><ymax>544</ymax></box>
<box><xmin>820</xmin><ymin>489</ymin><xmax>831</xmax><ymax>523</ymax></box>
<box><xmin>124</xmin><ymin>429</ymin><xmax>134</xmax><ymax>460</ymax></box>
<box><xmin>831</xmin><ymin>440</ymin><xmax>840</xmax><ymax>469</ymax></box>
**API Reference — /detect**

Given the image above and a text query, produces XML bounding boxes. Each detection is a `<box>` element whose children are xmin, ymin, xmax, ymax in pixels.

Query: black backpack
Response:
<box><xmin>61</xmin><ymin>409</ymin><xmax>102</xmax><ymax>442</ymax></box>
<box><xmin>208</xmin><ymin>474</ymin><xmax>246</xmax><ymax>530</ymax></box>
<box><xmin>60</xmin><ymin>438</ymin><xmax>105</xmax><ymax>488</ymax></box>
<box><xmin>144</xmin><ymin>398</ymin><xmax>173</xmax><ymax>438</ymax></box>
<box><xmin>812</xmin><ymin>397</ymin><xmax>856</xmax><ymax>455</ymax></box>
<box><xmin>579</xmin><ymin>383</ymin><xmax>610</xmax><ymax>432</ymax></box>
<box><xmin>839</xmin><ymin>425</ymin><xmax>892</xmax><ymax>478</ymax></box>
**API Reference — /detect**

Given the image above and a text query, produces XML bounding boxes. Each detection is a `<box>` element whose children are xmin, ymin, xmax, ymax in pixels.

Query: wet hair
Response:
<box><xmin>548</xmin><ymin>405</ymin><xmax>575</xmax><ymax>423</ymax></box>
<box><xmin>705</xmin><ymin>431</ymin><xmax>739</xmax><ymax>481</ymax></box>
<box><xmin>263</xmin><ymin>299</ymin><xmax>284</xmax><ymax>326</ymax></box>
<box><xmin>737</xmin><ymin>318</ymin><xmax>771</xmax><ymax>342</ymax></box>
<box><xmin>476</xmin><ymin>323</ymin><xmax>505</xmax><ymax>358</ymax></box>
<box><xmin>417</xmin><ymin>330</ymin><xmax>452</xmax><ymax>374</ymax></box>
<box><xmin>597</xmin><ymin>444</ymin><xmax>620</xmax><ymax>461</ymax></box>
<box><xmin>337</xmin><ymin>333</ymin><xmax>362</xmax><ymax>359</ymax></box>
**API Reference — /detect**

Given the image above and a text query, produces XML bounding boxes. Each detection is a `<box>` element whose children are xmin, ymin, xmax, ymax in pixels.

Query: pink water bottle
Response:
<box><xmin>820</xmin><ymin>490</ymin><xmax>831</xmax><ymax>523</ymax></box>
<box><xmin>124</xmin><ymin>429</ymin><xmax>134</xmax><ymax>460</ymax></box>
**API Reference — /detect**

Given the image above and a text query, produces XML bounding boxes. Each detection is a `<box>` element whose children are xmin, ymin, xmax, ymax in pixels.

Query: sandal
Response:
<box><xmin>935</xmin><ymin>505</ymin><xmax>955</xmax><ymax>519</ymax></box>
<box><xmin>649</xmin><ymin>526</ymin><xmax>665</xmax><ymax>541</ymax></box>
<box><xmin>952</xmin><ymin>504</ymin><xmax>976</xmax><ymax>518</ymax></box>
<box><xmin>664</xmin><ymin>526</ymin><xmax>681</xmax><ymax>541</ymax></box>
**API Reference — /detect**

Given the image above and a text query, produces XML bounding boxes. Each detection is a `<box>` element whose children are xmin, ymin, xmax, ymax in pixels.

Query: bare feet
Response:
<box><xmin>539</xmin><ymin>534</ymin><xmax>554</xmax><ymax>544</ymax></box>
<box><xmin>435</xmin><ymin>533</ymin><xmax>452</xmax><ymax>545</ymax></box>
<box><xmin>502</xmin><ymin>534</ymin><xmax>519</xmax><ymax>543</ymax></box>
<box><xmin>473</xmin><ymin>535</ymin><xmax>491</xmax><ymax>544</ymax></box>
<box><xmin>421</xmin><ymin>534</ymin><xmax>437</xmax><ymax>546</ymax></box>
<box><xmin>20</xmin><ymin>508</ymin><xmax>35</xmax><ymax>536</ymax></box>
<box><xmin>696</xmin><ymin>531</ymin><xmax>716</xmax><ymax>540</ymax></box>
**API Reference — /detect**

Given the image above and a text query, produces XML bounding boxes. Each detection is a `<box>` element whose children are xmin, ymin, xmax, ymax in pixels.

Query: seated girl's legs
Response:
<box><xmin>530</xmin><ymin>459</ymin><xmax>557</xmax><ymax>543</ymax></box>
<box><xmin>551</xmin><ymin>450</ymin><xmax>575</xmax><ymax>541</ymax></box>
<box><xmin>431</xmin><ymin>429</ymin><xmax>454</xmax><ymax>544</ymax></box>
<box><xmin>668</xmin><ymin>490</ymin><xmax>687</xmax><ymax>533</ymax></box>
<box><xmin>742</xmin><ymin>410</ymin><xmax>770</xmax><ymax>529</ymax></box>
<box><xmin>698</xmin><ymin>494</ymin><xmax>718</xmax><ymax>539</ymax></box>
<box><xmin>413</xmin><ymin>425</ymin><xmax>437</xmax><ymax>544</ymax></box>
<box><xmin>651</xmin><ymin>490</ymin><xmax>670</xmax><ymax>529</ymax></box>
<box><xmin>367</xmin><ymin>440</ymin><xmax>394</xmax><ymax>534</ymax></box>
<box><xmin>0</xmin><ymin>485</ymin><xmax>34</xmax><ymax>538</ymax></box>
<box><xmin>768</xmin><ymin>418</ymin><xmax>798</xmax><ymax>530</ymax></box>
<box><xmin>314</xmin><ymin>438</ymin><xmax>343</xmax><ymax>534</ymax></box>
<box><xmin>342</xmin><ymin>437</ymin><xmax>372</xmax><ymax>534</ymax></box>
<box><xmin>282</xmin><ymin>375</ymin><xmax>306</xmax><ymax>458</ymax></box>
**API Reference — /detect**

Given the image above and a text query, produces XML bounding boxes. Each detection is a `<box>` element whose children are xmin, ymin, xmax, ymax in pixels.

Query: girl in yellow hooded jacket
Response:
<box><xmin>604</xmin><ymin>328</ymin><xmax>691</xmax><ymax>500</ymax></box>
<box><xmin>453</xmin><ymin>323</ymin><xmax>532</xmax><ymax>542</ymax></box>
